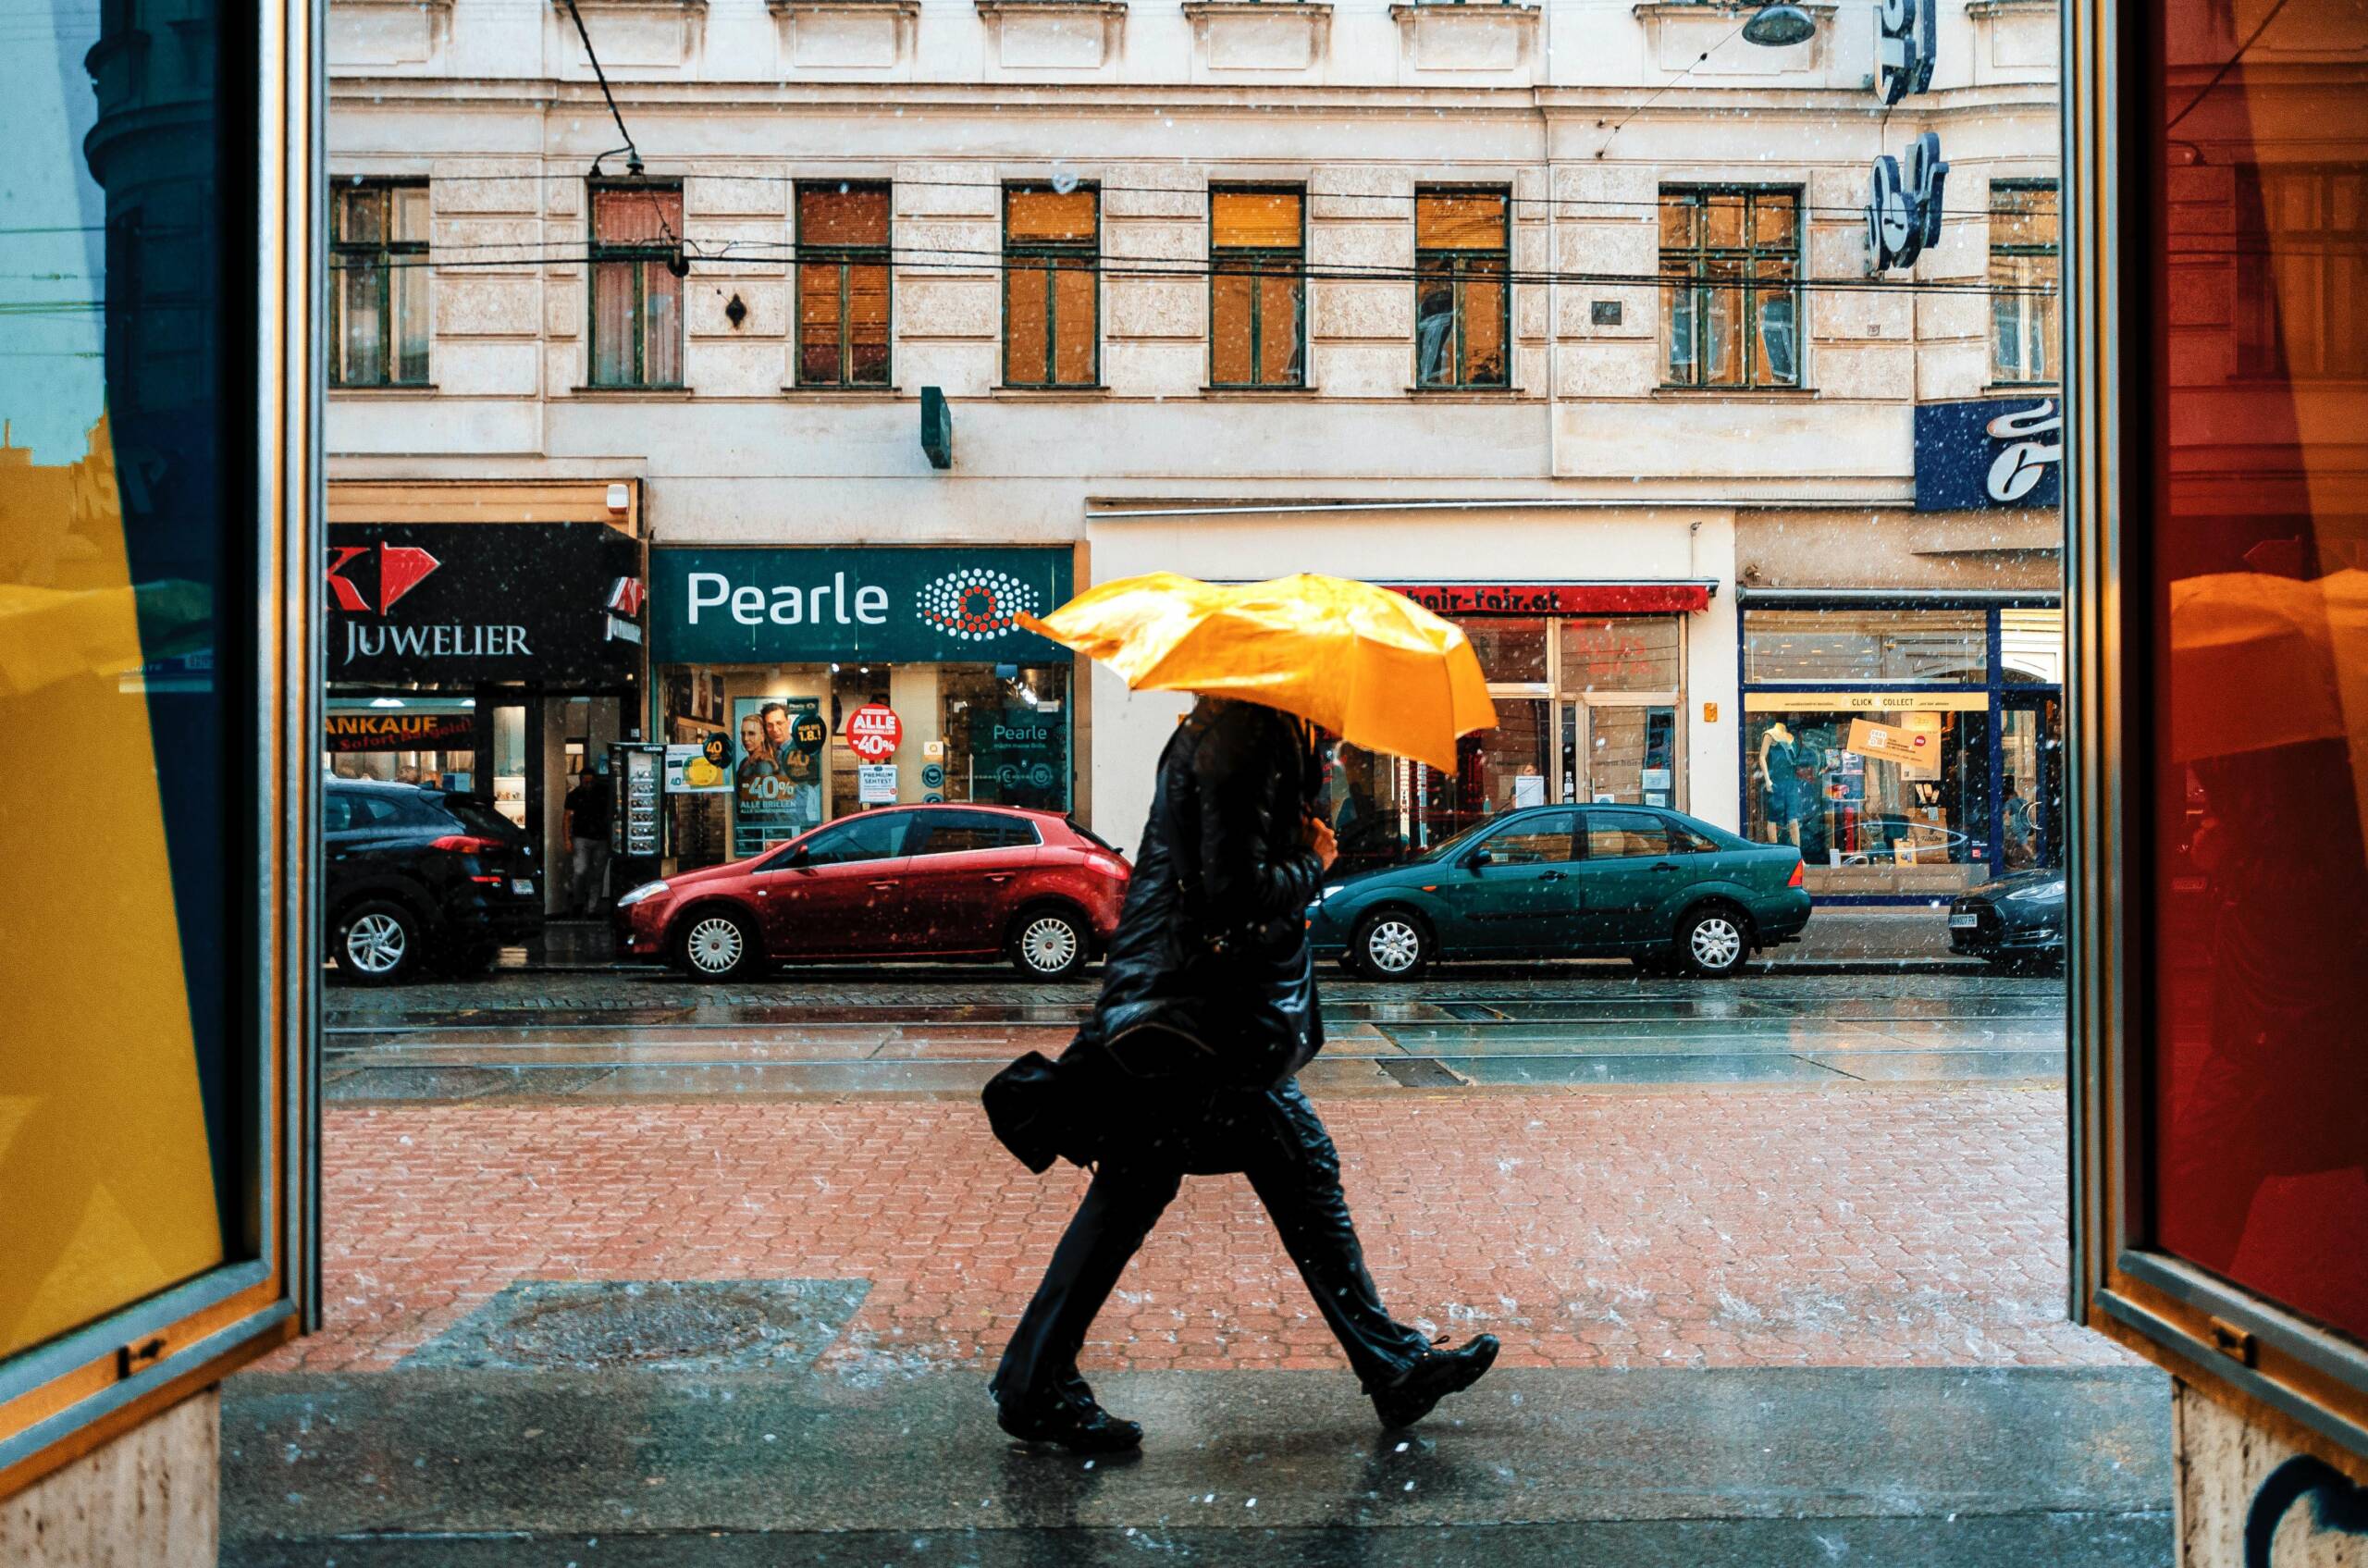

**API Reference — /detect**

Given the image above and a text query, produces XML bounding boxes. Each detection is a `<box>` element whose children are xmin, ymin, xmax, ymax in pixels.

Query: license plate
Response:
<box><xmin>1949</xmin><ymin>911</ymin><xmax>1981</xmax><ymax>929</ymax></box>
<box><xmin>512</xmin><ymin>879</ymin><xmax>536</xmax><ymax>896</ymax></box>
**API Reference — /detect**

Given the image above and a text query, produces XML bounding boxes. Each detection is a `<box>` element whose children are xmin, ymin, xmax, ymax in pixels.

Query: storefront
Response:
<box><xmin>1081</xmin><ymin>502</ymin><xmax>1740</xmax><ymax>861</ymax></box>
<box><xmin>648</xmin><ymin>545</ymin><xmax>1079</xmax><ymax>869</ymax></box>
<box><xmin>1737</xmin><ymin>598</ymin><xmax>2064</xmax><ymax>899</ymax></box>
<box><xmin>1326</xmin><ymin>583</ymin><xmax>1706</xmax><ymax>870</ymax></box>
<box><xmin>324</xmin><ymin>482</ymin><xmax>647</xmax><ymax>911</ymax></box>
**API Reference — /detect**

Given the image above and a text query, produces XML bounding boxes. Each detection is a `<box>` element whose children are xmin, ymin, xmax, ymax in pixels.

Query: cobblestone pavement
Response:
<box><xmin>265</xmin><ymin>1085</ymin><xmax>2124</xmax><ymax>1379</ymax></box>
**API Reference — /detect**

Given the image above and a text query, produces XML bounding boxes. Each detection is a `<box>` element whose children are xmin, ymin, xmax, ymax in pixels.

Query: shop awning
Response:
<box><xmin>1381</xmin><ymin>581</ymin><xmax>1718</xmax><ymax>616</ymax></box>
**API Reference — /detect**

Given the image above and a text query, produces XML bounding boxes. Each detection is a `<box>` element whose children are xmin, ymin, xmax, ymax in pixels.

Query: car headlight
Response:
<box><xmin>2005</xmin><ymin>880</ymin><xmax>2065</xmax><ymax>904</ymax></box>
<box><xmin>615</xmin><ymin>880</ymin><xmax>669</xmax><ymax>908</ymax></box>
<box><xmin>1320</xmin><ymin>884</ymin><xmax>1348</xmax><ymax>902</ymax></box>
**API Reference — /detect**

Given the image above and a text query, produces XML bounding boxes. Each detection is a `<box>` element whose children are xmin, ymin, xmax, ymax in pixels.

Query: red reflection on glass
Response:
<box><xmin>2148</xmin><ymin>0</ymin><xmax>2368</xmax><ymax>1340</ymax></box>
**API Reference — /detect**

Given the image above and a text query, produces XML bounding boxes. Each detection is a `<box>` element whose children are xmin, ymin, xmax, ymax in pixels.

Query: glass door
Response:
<box><xmin>1999</xmin><ymin>693</ymin><xmax>2063</xmax><ymax>872</ymax></box>
<box><xmin>1562</xmin><ymin>701</ymin><xmax>1681</xmax><ymax>809</ymax></box>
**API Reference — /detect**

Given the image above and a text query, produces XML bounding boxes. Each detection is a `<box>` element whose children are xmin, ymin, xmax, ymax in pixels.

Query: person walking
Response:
<box><xmin>563</xmin><ymin>754</ymin><xmax>613</xmax><ymax>917</ymax></box>
<box><xmin>989</xmin><ymin>695</ymin><xmax>1498</xmax><ymax>1454</ymax></box>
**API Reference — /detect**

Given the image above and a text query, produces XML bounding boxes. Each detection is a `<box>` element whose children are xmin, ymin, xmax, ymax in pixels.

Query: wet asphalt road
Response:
<box><xmin>323</xmin><ymin>966</ymin><xmax>2067</xmax><ymax>1103</ymax></box>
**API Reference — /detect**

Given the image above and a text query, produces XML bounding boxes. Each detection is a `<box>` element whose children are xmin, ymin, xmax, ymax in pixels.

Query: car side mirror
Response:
<box><xmin>1463</xmin><ymin>848</ymin><xmax>1493</xmax><ymax>870</ymax></box>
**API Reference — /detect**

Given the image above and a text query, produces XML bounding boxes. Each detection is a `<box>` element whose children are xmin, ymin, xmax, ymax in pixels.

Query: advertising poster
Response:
<box><xmin>732</xmin><ymin>696</ymin><xmax>825</xmax><ymax>859</ymax></box>
<box><xmin>665</xmin><ymin>731</ymin><xmax>733</xmax><ymax>794</ymax></box>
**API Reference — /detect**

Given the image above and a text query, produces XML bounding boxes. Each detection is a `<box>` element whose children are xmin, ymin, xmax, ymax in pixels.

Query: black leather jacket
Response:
<box><xmin>1084</xmin><ymin>698</ymin><xmax>1328</xmax><ymax>1088</ymax></box>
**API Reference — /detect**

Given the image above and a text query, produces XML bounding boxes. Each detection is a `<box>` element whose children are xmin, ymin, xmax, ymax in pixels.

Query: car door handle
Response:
<box><xmin>984</xmin><ymin>872</ymin><xmax>1016</xmax><ymax>883</ymax></box>
<box><xmin>1539</xmin><ymin>870</ymin><xmax>1566</xmax><ymax>882</ymax></box>
<box><xmin>1649</xmin><ymin>861</ymin><xmax>1679</xmax><ymax>871</ymax></box>
<box><xmin>870</xmin><ymin>880</ymin><xmax>898</xmax><ymax>891</ymax></box>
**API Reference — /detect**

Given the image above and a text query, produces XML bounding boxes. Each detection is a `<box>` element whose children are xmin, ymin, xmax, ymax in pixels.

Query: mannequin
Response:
<box><xmin>1758</xmin><ymin>722</ymin><xmax>1802</xmax><ymax>846</ymax></box>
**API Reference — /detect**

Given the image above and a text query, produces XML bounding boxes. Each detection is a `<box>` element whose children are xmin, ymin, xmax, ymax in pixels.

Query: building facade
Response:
<box><xmin>326</xmin><ymin>0</ymin><xmax>2064</xmax><ymax>899</ymax></box>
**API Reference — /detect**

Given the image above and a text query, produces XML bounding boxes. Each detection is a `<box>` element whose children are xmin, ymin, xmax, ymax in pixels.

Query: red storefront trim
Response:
<box><xmin>1382</xmin><ymin>582</ymin><xmax>1715</xmax><ymax>616</ymax></box>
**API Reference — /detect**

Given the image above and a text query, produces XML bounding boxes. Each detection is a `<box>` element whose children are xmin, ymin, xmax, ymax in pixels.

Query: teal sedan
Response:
<box><xmin>1307</xmin><ymin>804</ymin><xmax>1810</xmax><ymax>980</ymax></box>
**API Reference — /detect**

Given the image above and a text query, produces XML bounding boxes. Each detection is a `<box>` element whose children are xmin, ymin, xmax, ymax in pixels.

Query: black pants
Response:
<box><xmin>993</xmin><ymin>1080</ymin><xmax>1431</xmax><ymax>1405</ymax></box>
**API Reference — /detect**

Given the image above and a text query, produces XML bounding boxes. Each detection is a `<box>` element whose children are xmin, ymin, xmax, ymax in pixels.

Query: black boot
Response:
<box><xmin>995</xmin><ymin>1386</ymin><xmax>1144</xmax><ymax>1454</ymax></box>
<box><xmin>1372</xmin><ymin>1335</ymin><xmax>1500</xmax><ymax>1429</ymax></box>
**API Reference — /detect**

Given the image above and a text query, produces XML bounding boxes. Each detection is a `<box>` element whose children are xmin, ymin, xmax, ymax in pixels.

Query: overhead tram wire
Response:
<box><xmin>558</xmin><ymin>0</ymin><xmax>687</xmax><ymax>266</ymax></box>
<box><xmin>343</xmin><ymin>241</ymin><xmax>2064</xmax><ymax>297</ymax></box>
<box><xmin>401</xmin><ymin>168</ymin><xmax>2031</xmax><ymax>229</ymax></box>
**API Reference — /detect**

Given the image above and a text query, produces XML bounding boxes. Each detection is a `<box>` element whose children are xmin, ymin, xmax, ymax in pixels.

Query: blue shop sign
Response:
<box><xmin>652</xmin><ymin>547</ymin><xmax>1074</xmax><ymax>665</ymax></box>
<box><xmin>1913</xmin><ymin>396</ymin><xmax>2063</xmax><ymax>512</ymax></box>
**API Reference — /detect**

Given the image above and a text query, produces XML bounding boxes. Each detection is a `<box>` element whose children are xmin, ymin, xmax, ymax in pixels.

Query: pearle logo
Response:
<box><xmin>915</xmin><ymin>569</ymin><xmax>1040</xmax><ymax>643</ymax></box>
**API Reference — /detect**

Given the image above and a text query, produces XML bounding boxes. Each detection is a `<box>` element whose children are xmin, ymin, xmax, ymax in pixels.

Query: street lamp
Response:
<box><xmin>1741</xmin><ymin>4</ymin><xmax>1817</xmax><ymax>46</ymax></box>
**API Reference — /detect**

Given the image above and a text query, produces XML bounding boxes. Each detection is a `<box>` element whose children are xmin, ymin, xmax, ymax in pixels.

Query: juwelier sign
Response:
<box><xmin>327</xmin><ymin>523</ymin><xmax>643</xmax><ymax>684</ymax></box>
<box><xmin>650</xmin><ymin>547</ymin><xmax>1075</xmax><ymax>665</ymax></box>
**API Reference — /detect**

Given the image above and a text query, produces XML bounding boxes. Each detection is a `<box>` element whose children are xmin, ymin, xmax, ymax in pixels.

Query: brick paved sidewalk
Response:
<box><xmin>266</xmin><ymin>1087</ymin><xmax>2126</xmax><ymax>1377</ymax></box>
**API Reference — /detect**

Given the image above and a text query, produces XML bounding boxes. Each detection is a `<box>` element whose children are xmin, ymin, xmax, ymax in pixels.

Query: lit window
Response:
<box><xmin>1415</xmin><ymin>189</ymin><xmax>1510</xmax><ymax>389</ymax></box>
<box><xmin>1659</xmin><ymin>187</ymin><xmax>1800</xmax><ymax>389</ymax></box>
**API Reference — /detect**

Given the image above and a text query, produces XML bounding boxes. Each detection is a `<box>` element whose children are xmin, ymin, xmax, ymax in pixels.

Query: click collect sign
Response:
<box><xmin>651</xmin><ymin>547</ymin><xmax>1075</xmax><ymax>665</ymax></box>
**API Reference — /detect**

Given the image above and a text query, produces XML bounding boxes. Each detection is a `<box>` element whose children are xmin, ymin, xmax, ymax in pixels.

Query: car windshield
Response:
<box><xmin>1404</xmin><ymin>817</ymin><xmax>1504</xmax><ymax>865</ymax></box>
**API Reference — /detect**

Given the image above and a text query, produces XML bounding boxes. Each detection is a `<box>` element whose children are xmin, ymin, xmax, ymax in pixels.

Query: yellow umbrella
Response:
<box><xmin>1019</xmin><ymin>572</ymin><xmax>1496</xmax><ymax>771</ymax></box>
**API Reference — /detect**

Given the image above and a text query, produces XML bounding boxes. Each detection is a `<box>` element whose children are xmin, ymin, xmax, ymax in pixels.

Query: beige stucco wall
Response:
<box><xmin>0</xmin><ymin>1391</ymin><xmax>216</xmax><ymax>1568</ymax></box>
<box><xmin>2174</xmin><ymin>1383</ymin><xmax>2368</xmax><ymax>1567</ymax></box>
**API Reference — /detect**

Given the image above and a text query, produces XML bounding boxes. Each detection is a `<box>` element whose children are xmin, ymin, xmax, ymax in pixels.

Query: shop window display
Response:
<box><xmin>658</xmin><ymin>661</ymin><xmax>1070</xmax><ymax>867</ymax></box>
<box><xmin>1745</xmin><ymin>705</ymin><xmax>1992</xmax><ymax>895</ymax></box>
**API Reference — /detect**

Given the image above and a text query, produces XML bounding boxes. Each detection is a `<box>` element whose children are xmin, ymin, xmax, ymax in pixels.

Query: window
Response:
<box><xmin>1004</xmin><ymin>185</ymin><xmax>1098</xmax><ymax>388</ymax></box>
<box><xmin>797</xmin><ymin>182</ymin><xmax>892</xmax><ymax>387</ymax></box>
<box><xmin>1743</xmin><ymin>608</ymin><xmax>1988</xmax><ymax>684</ymax></box>
<box><xmin>1464</xmin><ymin>618</ymin><xmax>1548</xmax><ymax>683</ymax></box>
<box><xmin>1482</xmin><ymin>811</ymin><xmax>1575</xmax><ymax>864</ymax></box>
<box><xmin>792</xmin><ymin>809</ymin><xmax>910</xmax><ymax>865</ymax></box>
<box><xmin>1585</xmin><ymin>809</ymin><xmax>1673</xmax><ymax>859</ymax></box>
<box><xmin>1415</xmin><ymin>189</ymin><xmax>1511</xmax><ymax>389</ymax></box>
<box><xmin>1670</xmin><ymin>821</ymin><xmax>1722</xmax><ymax>855</ymax></box>
<box><xmin>1560</xmin><ymin>618</ymin><xmax>1683</xmax><ymax>691</ymax></box>
<box><xmin>1211</xmin><ymin>188</ymin><xmax>1304</xmax><ymax>389</ymax></box>
<box><xmin>1990</xmin><ymin>180</ymin><xmax>2060</xmax><ymax>384</ymax></box>
<box><xmin>2235</xmin><ymin>165</ymin><xmax>2368</xmax><ymax>379</ymax></box>
<box><xmin>1659</xmin><ymin>187</ymin><xmax>1800</xmax><ymax>389</ymax></box>
<box><xmin>909</xmin><ymin>810</ymin><xmax>1041</xmax><ymax>856</ymax></box>
<box><xmin>329</xmin><ymin>181</ymin><xmax>429</xmax><ymax>386</ymax></box>
<box><xmin>589</xmin><ymin>183</ymin><xmax>684</xmax><ymax>389</ymax></box>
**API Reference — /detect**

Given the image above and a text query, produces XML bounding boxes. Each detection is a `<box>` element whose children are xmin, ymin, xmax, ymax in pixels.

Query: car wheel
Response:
<box><xmin>677</xmin><ymin>907</ymin><xmax>759</xmax><ymax>982</ymax></box>
<box><xmin>1351</xmin><ymin>910</ymin><xmax>1430</xmax><ymax>982</ymax></box>
<box><xmin>1011</xmin><ymin>908</ymin><xmax>1089</xmax><ymax>981</ymax></box>
<box><xmin>334</xmin><ymin>899</ymin><xmax>423</xmax><ymax>985</ymax></box>
<box><xmin>1678</xmin><ymin>905</ymin><xmax>1751</xmax><ymax>979</ymax></box>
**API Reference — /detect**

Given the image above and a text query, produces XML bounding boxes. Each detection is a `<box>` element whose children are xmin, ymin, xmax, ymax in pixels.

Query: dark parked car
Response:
<box><xmin>1307</xmin><ymin>804</ymin><xmax>1810</xmax><ymax>980</ymax></box>
<box><xmin>610</xmin><ymin>804</ymin><xmax>1130</xmax><ymax>982</ymax></box>
<box><xmin>326</xmin><ymin>777</ymin><xmax>543</xmax><ymax>984</ymax></box>
<box><xmin>1946</xmin><ymin>868</ymin><xmax>2066</xmax><ymax>969</ymax></box>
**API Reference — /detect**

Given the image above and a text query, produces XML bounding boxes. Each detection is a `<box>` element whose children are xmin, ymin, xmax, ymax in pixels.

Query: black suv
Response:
<box><xmin>326</xmin><ymin>778</ymin><xmax>543</xmax><ymax>983</ymax></box>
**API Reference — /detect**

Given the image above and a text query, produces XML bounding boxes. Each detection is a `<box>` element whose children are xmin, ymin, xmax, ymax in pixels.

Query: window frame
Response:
<box><xmin>0</xmin><ymin>0</ymin><xmax>316</xmax><ymax>1498</ymax></box>
<box><xmin>2233</xmin><ymin>164</ymin><xmax>2368</xmax><ymax>382</ymax></box>
<box><xmin>1208</xmin><ymin>184</ymin><xmax>1308</xmax><ymax>390</ymax></box>
<box><xmin>2065</xmin><ymin>2</ymin><xmax>2368</xmax><ymax>1473</ymax></box>
<box><xmin>1001</xmin><ymin>182</ymin><xmax>1101</xmax><ymax>389</ymax></box>
<box><xmin>327</xmin><ymin>179</ymin><xmax>430</xmax><ymax>389</ymax></box>
<box><xmin>1658</xmin><ymin>184</ymin><xmax>1803</xmax><ymax>391</ymax></box>
<box><xmin>794</xmin><ymin>180</ymin><xmax>894</xmax><ymax>389</ymax></box>
<box><xmin>1989</xmin><ymin>178</ymin><xmax>2062</xmax><ymax>387</ymax></box>
<box><xmin>1413</xmin><ymin>186</ymin><xmax>1512</xmax><ymax>391</ymax></box>
<box><xmin>586</xmin><ymin>179</ymin><xmax>687</xmax><ymax>391</ymax></box>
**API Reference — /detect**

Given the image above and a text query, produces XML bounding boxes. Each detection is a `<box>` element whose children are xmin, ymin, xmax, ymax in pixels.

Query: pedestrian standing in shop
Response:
<box><xmin>564</xmin><ymin>754</ymin><xmax>614</xmax><ymax>917</ymax></box>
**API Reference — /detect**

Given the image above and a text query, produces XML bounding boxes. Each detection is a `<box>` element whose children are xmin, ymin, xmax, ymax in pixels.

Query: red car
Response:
<box><xmin>611</xmin><ymin>803</ymin><xmax>1130</xmax><ymax>981</ymax></box>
